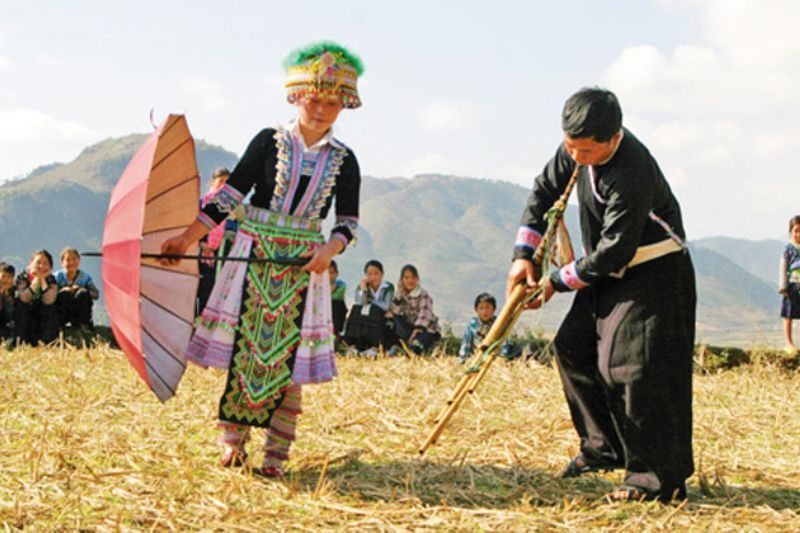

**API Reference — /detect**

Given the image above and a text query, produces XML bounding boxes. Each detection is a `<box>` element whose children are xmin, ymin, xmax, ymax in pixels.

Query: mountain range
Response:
<box><xmin>0</xmin><ymin>134</ymin><xmax>785</xmax><ymax>346</ymax></box>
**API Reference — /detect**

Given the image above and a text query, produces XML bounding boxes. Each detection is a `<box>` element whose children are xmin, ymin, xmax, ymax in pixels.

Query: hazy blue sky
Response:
<box><xmin>1</xmin><ymin>0</ymin><xmax>798</xmax><ymax>239</ymax></box>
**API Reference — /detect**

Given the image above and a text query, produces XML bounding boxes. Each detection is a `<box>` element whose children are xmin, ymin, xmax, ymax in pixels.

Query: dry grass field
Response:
<box><xmin>2</xmin><ymin>342</ymin><xmax>800</xmax><ymax>531</ymax></box>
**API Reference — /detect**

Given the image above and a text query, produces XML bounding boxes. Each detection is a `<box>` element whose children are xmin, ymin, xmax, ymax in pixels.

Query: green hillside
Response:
<box><xmin>693</xmin><ymin>236</ymin><xmax>784</xmax><ymax>286</ymax></box>
<box><xmin>0</xmin><ymin>135</ymin><xmax>784</xmax><ymax>345</ymax></box>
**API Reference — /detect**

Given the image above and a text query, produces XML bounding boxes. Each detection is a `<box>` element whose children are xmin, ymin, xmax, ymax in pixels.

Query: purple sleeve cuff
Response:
<box><xmin>515</xmin><ymin>226</ymin><xmax>542</xmax><ymax>250</ymax></box>
<box><xmin>331</xmin><ymin>232</ymin><xmax>349</xmax><ymax>248</ymax></box>
<box><xmin>557</xmin><ymin>260</ymin><xmax>589</xmax><ymax>291</ymax></box>
<box><xmin>196</xmin><ymin>212</ymin><xmax>216</xmax><ymax>230</ymax></box>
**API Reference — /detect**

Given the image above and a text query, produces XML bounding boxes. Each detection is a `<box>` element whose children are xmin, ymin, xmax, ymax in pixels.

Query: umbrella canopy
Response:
<box><xmin>101</xmin><ymin>114</ymin><xmax>200</xmax><ymax>401</ymax></box>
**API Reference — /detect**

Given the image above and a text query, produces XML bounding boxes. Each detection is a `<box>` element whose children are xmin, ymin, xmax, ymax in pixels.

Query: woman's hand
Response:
<box><xmin>160</xmin><ymin>234</ymin><xmax>191</xmax><ymax>266</ymax></box>
<box><xmin>301</xmin><ymin>240</ymin><xmax>344</xmax><ymax>274</ymax></box>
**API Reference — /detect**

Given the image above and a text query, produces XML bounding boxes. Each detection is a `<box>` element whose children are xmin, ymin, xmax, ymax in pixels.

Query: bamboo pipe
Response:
<box><xmin>420</xmin><ymin>284</ymin><xmax>529</xmax><ymax>453</ymax></box>
<box><xmin>432</xmin><ymin>283</ymin><xmax>529</xmax><ymax>423</ymax></box>
<box><xmin>419</xmin><ymin>164</ymin><xmax>583</xmax><ymax>455</ymax></box>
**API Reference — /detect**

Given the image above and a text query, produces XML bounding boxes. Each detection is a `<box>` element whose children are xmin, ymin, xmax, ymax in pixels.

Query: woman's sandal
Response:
<box><xmin>252</xmin><ymin>465</ymin><xmax>285</xmax><ymax>478</ymax></box>
<box><xmin>220</xmin><ymin>448</ymin><xmax>248</xmax><ymax>468</ymax></box>
<box><xmin>560</xmin><ymin>454</ymin><xmax>620</xmax><ymax>478</ymax></box>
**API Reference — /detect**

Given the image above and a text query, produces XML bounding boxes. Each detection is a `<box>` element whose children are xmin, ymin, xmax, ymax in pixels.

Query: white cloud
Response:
<box><xmin>179</xmin><ymin>76</ymin><xmax>232</xmax><ymax>113</ymax></box>
<box><xmin>0</xmin><ymin>109</ymin><xmax>100</xmax><ymax>180</ymax></box>
<box><xmin>35</xmin><ymin>53</ymin><xmax>62</xmax><ymax>68</ymax></box>
<box><xmin>602</xmin><ymin>0</ymin><xmax>800</xmax><ymax>239</ymax></box>
<box><xmin>418</xmin><ymin>99</ymin><xmax>475</xmax><ymax>131</ymax></box>
<box><xmin>496</xmin><ymin>163</ymin><xmax>534</xmax><ymax>185</ymax></box>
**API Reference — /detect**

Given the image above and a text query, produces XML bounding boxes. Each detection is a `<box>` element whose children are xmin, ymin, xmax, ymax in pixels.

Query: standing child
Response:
<box><xmin>0</xmin><ymin>262</ymin><xmax>16</xmax><ymax>342</ymax></box>
<box><xmin>387</xmin><ymin>264</ymin><xmax>440</xmax><ymax>355</ymax></box>
<box><xmin>779</xmin><ymin>215</ymin><xmax>800</xmax><ymax>353</ymax></box>
<box><xmin>13</xmin><ymin>250</ymin><xmax>59</xmax><ymax>346</ymax></box>
<box><xmin>161</xmin><ymin>41</ymin><xmax>363</xmax><ymax>477</ymax></box>
<box><xmin>197</xmin><ymin>167</ymin><xmax>233</xmax><ymax>315</ymax></box>
<box><xmin>459</xmin><ymin>292</ymin><xmax>511</xmax><ymax>363</ymax></box>
<box><xmin>344</xmin><ymin>259</ymin><xmax>394</xmax><ymax>354</ymax></box>
<box><xmin>328</xmin><ymin>260</ymin><xmax>348</xmax><ymax>339</ymax></box>
<box><xmin>55</xmin><ymin>247</ymin><xmax>99</xmax><ymax>330</ymax></box>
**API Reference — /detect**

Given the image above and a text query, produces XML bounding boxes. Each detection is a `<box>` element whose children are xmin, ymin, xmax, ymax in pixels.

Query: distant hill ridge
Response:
<box><xmin>0</xmin><ymin>134</ymin><xmax>783</xmax><ymax>345</ymax></box>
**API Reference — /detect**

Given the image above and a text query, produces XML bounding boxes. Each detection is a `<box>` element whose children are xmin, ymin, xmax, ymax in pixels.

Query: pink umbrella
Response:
<box><xmin>101</xmin><ymin>114</ymin><xmax>199</xmax><ymax>401</ymax></box>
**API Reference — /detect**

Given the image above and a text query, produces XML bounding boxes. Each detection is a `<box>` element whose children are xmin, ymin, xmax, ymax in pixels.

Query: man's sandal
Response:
<box><xmin>560</xmin><ymin>454</ymin><xmax>620</xmax><ymax>479</ymax></box>
<box><xmin>605</xmin><ymin>485</ymin><xmax>659</xmax><ymax>502</ymax></box>
<box><xmin>606</xmin><ymin>483</ymin><xmax>687</xmax><ymax>503</ymax></box>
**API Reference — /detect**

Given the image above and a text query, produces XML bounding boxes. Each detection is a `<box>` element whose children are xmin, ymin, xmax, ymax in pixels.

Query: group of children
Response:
<box><xmin>324</xmin><ymin>258</ymin><xmax>507</xmax><ymax>361</ymax></box>
<box><xmin>0</xmin><ymin>247</ymin><xmax>98</xmax><ymax>348</ymax></box>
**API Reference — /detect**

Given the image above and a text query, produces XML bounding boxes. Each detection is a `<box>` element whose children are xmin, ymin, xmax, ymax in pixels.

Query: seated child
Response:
<box><xmin>329</xmin><ymin>260</ymin><xmax>348</xmax><ymax>338</ymax></box>
<box><xmin>0</xmin><ymin>262</ymin><xmax>16</xmax><ymax>342</ymax></box>
<box><xmin>55</xmin><ymin>247</ymin><xmax>99</xmax><ymax>329</ymax></box>
<box><xmin>344</xmin><ymin>259</ymin><xmax>394</xmax><ymax>354</ymax></box>
<box><xmin>459</xmin><ymin>292</ymin><xmax>511</xmax><ymax>363</ymax></box>
<box><xmin>387</xmin><ymin>264</ymin><xmax>441</xmax><ymax>355</ymax></box>
<box><xmin>13</xmin><ymin>250</ymin><xmax>59</xmax><ymax>346</ymax></box>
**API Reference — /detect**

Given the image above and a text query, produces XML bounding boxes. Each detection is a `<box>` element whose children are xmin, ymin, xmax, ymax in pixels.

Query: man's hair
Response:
<box><xmin>562</xmin><ymin>87</ymin><xmax>622</xmax><ymax>142</ymax></box>
<box><xmin>0</xmin><ymin>262</ymin><xmax>15</xmax><ymax>276</ymax></box>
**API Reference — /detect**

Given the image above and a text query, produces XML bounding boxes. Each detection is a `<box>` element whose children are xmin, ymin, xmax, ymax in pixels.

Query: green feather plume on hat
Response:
<box><xmin>282</xmin><ymin>41</ymin><xmax>364</xmax><ymax>75</ymax></box>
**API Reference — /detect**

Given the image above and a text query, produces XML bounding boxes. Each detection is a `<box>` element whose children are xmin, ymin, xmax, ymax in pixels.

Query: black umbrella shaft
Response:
<box><xmin>81</xmin><ymin>251</ymin><xmax>308</xmax><ymax>265</ymax></box>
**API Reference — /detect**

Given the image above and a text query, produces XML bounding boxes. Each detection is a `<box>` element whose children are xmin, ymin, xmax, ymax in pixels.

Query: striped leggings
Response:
<box><xmin>218</xmin><ymin>384</ymin><xmax>302</xmax><ymax>465</ymax></box>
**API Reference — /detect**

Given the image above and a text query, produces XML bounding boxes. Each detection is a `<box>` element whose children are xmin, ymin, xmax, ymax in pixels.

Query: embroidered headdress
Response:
<box><xmin>283</xmin><ymin>41</ymin><xmax>364</xmax><ymax>109</ymax></box>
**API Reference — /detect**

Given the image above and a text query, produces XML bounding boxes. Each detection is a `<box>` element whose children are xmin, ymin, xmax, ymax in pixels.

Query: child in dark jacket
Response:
<box><xmin>13</xmin><ymin>250</ymin><xmax>59</xmax><ymax>346</ymax></box>
<box><xmin>0</xmin><ymin>262</ymin><xmax>16</xmax><ymax>342</ymax></box>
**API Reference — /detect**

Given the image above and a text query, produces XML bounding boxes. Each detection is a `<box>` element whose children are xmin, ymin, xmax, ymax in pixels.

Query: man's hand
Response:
<box><xmin>506</xmin><ymin>258</ymin><xmax>537</xmax><ymax>298</ymax></box>
<box><xmin>526</xmin><ymin>277</ymin><xmax>555</xmax><ymax>310</ymax></box>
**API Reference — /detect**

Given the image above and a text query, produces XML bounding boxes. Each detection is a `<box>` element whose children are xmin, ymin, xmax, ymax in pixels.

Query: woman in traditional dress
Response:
<box><xmin>161</xmin><ymin>41</ymin><xmax>363</xmax><ymax>477</ymax></box>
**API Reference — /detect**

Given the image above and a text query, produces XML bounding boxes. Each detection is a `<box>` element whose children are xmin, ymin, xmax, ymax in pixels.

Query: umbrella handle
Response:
<box><xmin>81</xmin><ymin>251</ymin><xmax>309</xmax><ymax>265</ymax></box>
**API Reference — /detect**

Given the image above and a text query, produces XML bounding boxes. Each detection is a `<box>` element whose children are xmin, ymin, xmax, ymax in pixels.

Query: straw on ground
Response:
<box><xmin>1</xmin><ymin>344</ymin><xmax>799</xmax><ymax>530</ymax></box>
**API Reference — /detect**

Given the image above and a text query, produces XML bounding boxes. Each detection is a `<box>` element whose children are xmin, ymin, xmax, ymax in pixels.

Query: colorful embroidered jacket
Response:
<box><xmin>514</xmin><ymin>128</ymin><xmax>686</xmax><ymax>292</ymax></box>
<box><xmin>16</xmin><ymin>271</ymin><xmax>57</xmax><ymax>305</ymax></box>
<box><xmin>55</xmin><ymin>269</ymin><xmax>100</xmax><ymax>300</ymax></box>
<box><xmin>459</xmin><ymin>316</ymin><xmax>510</xmax><ymax>362</ymax></box>
<box><xmin>355</xmin><ymin>281</ymin><xmax>394</xmax><ymax>312</ymax></box>
<box><xmin>197</xmin><ymin>127</ymin><xmax>360</xmax><ymax>247</ymax></box>
<box><xmin>391</xmin><ymin>286</ymin><xmax>440</xmax><ymax>334</ymax></box>
<box><xmin>779</xmin><ymin>242</ymin><xmax>800</xmax><ymax>291</ymax></box>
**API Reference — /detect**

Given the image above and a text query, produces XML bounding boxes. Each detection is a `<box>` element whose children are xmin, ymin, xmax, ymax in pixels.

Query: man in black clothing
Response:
<box><xmin>507</xmin><ymin>87</ymin><xmax>696</xmax><ymax>502</ymax></box>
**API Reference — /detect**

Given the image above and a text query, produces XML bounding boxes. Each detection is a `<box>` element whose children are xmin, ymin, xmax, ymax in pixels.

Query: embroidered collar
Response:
<box><xmin>288</xmin><ymin>119</ymin><xmax>345</xmax><ymax>151</ymax></box>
